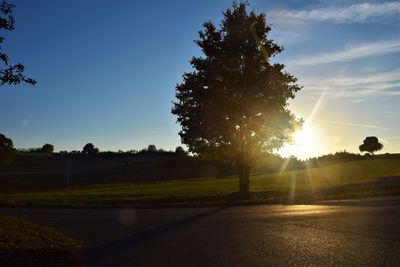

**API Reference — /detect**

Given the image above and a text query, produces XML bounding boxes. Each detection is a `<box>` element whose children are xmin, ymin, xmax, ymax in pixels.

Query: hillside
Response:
<box><xmin>252</xmin><ymin>158</ymin><xmax>400</xmax><ymax>191</ymax></box>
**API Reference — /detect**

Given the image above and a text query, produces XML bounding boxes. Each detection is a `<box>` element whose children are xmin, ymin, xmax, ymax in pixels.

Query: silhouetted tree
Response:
<box><xmin>286</xmin><ymin>156</ymin><xmax>304</xmax><ymax>170</ymax></box>
<box><xmin>0</xmin><ymin>133</ymin><xmax>15</xmax><ymax>165</ymax></box>
<box><xmin>41</xmin><ymin>143</ymin><xmax>54</xmax><ymax>153</ymax></box>
<box><xmin>175</xmin><ymin>146</ymin><xmax>187</xmax><ymax>157</ymax></box>
<box><xmin>82</xmin><ymin>143</ymin><xmax>99</xmax><ymax>154</ymax></box>
<box><xmin>0</xmin><ymin>1</ymin><xmax>35</xmax><ymax>85</ymax></box>
<box><xmin>147</xmin><ymin>144</ymin><xmax>157</xmax><ymax>153</ymax></box>
<box><xmin>359</xmin><ymin>136</ymin><xmax>383</xmax><ymax>155</ymax></box>
<box><xmin>172</xmin><ymin>2</ymin><xmax>301</xmax><ymax>194</ymax></box>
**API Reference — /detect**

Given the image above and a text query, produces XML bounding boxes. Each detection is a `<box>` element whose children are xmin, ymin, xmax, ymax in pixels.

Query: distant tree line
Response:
<box><xmin>2</xmin><ymin>132</ymin><xmax>393</xmax><ymax>173</ymax></box>
<box><xmin>305</xmin><ymin>151</ymin><xmax>364</xmax><ymax>168</ymax></box>
<box><xmin>59</xmin><ymin>143</ymin><xmax>189</xmax><ymax>157</ymax></box>
<box><xmin>18</xmin><ymin>143</ymin><xmax>54</xmax><ymax>154</ymax></box>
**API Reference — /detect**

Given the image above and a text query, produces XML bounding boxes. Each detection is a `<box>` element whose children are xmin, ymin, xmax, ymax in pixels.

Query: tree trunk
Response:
<box><xmin>244</xmin><ymin>166</ymin><xmax>250</xmax><ymax>192</ymax></box>
<box><xmin>238</xmin><ymin>165</ymin><xmax>250</xmax><ymax>194</ymax></box>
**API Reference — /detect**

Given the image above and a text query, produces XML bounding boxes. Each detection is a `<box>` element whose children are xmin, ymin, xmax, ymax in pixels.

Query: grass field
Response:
<box><xmin>1</xmin><ymin>159</ymin><xmax>400</xmax><ymax>207</ymax></box>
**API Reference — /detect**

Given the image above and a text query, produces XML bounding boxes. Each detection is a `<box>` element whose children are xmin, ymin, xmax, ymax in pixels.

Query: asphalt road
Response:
<box><xmin>1</xmin><ymin>200</ymin><xmax>400</xmax><ymax>266</ymax></box>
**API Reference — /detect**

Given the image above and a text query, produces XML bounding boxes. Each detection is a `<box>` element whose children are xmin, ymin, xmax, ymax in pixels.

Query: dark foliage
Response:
<box><xmin>172</xmin><ymin>2</ymin><xmax>301</xmax><ymax>193</ymax></box>
<box><xmin>41</xmin><ymin>143</ymin><xmax>54</xmax><ymax>153</ymax></box>
<box><xmin>82</xmin><ymin>143</ymin><xmax>99</xmax><ymax>154</ymax></box>
<box><xmin>359</xmin><ymin>136</ymin><xmax>383</xmax><ymax>155</ymax></box>
<box><xmin>306</xmin><ymin>151</ymin><xmax>363</xmax><ymax>167</ymax></box>
<box><xmin>0</xmin><ymin>1</ymin><xmax>35</xmax><ymax>85</ymax></box>
<box><xmin>255</xmin><ymin>153</ymin><xmax>304</xmax><ymax>173</ymax></box>
<box><xmin>17</xmin><ymin>144</ymin><xmax>54</xmax><ymax>154</ymax></box>
<box><xmin>0</xmin><ymin>133</ymin><xmax>15</xmax><ymax>166</ymax></box>
<box><xmin>147</xmin><ymin>144</ymin><xmax>157</xmax><ymax>153</ymax></box>
<box><xmin>175</xmin><ymin>146</ymin><xmax>188</xmax><ymax>157</ymax></box>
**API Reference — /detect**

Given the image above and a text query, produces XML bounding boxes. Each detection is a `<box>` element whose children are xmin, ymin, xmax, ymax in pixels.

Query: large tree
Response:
<box><xmin>0</xmin><ymin>1</ymin><xmax>35</xmax><ymax>85</ymax></box>
<box><xmin>172</xmin><ymin>2</ymin><xmax>301</xmax><ymax>194</ymax></box>
<box><xmin>359</xmin><ymin>136</ymin><xmax>383</xmax><ymax>155</ymax></box>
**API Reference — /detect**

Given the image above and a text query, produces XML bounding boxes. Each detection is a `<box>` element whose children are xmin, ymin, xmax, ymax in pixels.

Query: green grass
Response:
<box><xmin>1</xmin><ymin>159</ymin><xmax>400</xmax><ymax>207</ymax></box>
<box><xmin>0</xmin><ymin>216</ymin><xmax>81</xmax><ymax>266</ymax></box>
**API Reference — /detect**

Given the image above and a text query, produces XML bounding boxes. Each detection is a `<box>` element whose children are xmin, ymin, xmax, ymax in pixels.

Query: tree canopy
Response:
<box><xmin>175</xmin><ymin>146</ymin><xmax>187</xmax><ymax>157</ymax></box>
<box><xmin>147</xmin><ymin>144</ymin><xmax>157</xmax><ymax>153</ymax></box>
<box><xmin>359</xmin><ymin>136</ymin><xmax>383</xmax><ymax>155</ymax></box>
<box><xmin>0</xmin><ymin>1</ymin><xmax>35</xmax><ymax>85</ymax></box>
<box><xmin>82</xmin><ymin>143</ymin><xmax>99</xmax><ymax>154</ymax></box>
<box><xmin>41</xmin><ymin>143</ymin><xmax>54</xmax><ymax>153</ymax></box>
<box><xmin>0</xmin><ymin>133</ymin><xmax>15</xmax><ymax>166</ymax></box>
<box><xmin>172</xmin><ymin>2</ymin><xmax>301</xmax><ymax>193</ymax></box>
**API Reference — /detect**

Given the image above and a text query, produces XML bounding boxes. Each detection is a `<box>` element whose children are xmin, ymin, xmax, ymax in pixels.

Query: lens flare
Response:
<box><xmin>293</xmin><ymin>125</ymin><xmax>316</xmax><ymax>147</ymax></box>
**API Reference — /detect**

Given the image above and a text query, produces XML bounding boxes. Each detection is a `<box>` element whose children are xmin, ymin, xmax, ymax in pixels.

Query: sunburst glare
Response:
<box><xmin>293</xmin><ymin>125</ymin><xmax>316</xmax><ymax>147</ymax></box>
<box><xmin>280</xmin><ymin>124</ymin><xmax>321</xmax><ymax>160</ymax></box>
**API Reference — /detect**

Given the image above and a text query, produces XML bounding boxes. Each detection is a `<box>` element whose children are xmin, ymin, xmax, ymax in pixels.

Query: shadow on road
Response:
<box><xmin>83</xmin><ymin>206</ymin><xmax>229</xmax><ymax>265</ymax></box>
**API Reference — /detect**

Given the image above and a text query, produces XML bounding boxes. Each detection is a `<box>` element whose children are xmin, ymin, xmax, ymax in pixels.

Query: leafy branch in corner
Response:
<box><xmin>0</xmin><ymin>1</ymin><xmax>36</xmax><ymax>86</ymax></box>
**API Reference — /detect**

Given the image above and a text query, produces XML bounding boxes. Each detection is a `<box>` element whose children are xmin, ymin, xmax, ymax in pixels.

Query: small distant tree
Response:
<box><xmin>41</xmin><ymin>143</ymin><xmax>54</xmax><ymax>153</ymax></box>
<box><xmin>82</xmin><ymin>143</ymin><xmax>99</xmax><ymax>154</ymax></box>
<box><xmin>175</xmin><ymin>146</ymin><xmax>187</xmax><ymax>157</ymax></box>
<box><xmin>359</xmin><ymin>136</ymin><xmax>383</xmax><ymax>155</ymax></box>
<box><xmin>147</xmin><ymin>144</ymin><xmax>157</xmax><ymax>153</ymax></box>
<box><xmin>0</xmin><ymin>1</ymin><xmax>35</xmax><ymax>85</ymax></box>
<box><xmin>0</xmin><ymin>133</ymin><xmax>15</xmax><ymax>166</ymax></box>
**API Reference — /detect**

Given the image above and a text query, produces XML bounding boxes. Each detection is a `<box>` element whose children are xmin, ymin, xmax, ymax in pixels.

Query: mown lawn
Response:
<box><xmin>1</xmin><ymin>159</ymin><xmax>400</xmax><ymax>207</ymax></box>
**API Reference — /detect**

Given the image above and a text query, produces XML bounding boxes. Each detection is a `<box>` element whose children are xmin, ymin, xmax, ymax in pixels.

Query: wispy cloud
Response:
<box><xmin>301</xmin><ymin>68</ymin><xmax>400</xmax><ymax>98</ymax></box>
<box><xmin>381</xmin><ymin>136</ymin><xmax>400</xmax><ymax>144</ymax></box>
<box><xmin>289</xmin><ymin>40</ymin><xmax>400</xmax><ymax>66</ymax></box>
<box><xmin>272</xmin><ymin>2</ymin><xmax>400</xmax><ymax>24</ymax></box>
<box><xmin>317</xmin><ymin>119</ymin><xmax>389</xmax><ymax>130</ymax></box>
<box><xmin>384</xmin><ymin>136</ymin><xmax>400</xmax><ymax>140</ymax></box>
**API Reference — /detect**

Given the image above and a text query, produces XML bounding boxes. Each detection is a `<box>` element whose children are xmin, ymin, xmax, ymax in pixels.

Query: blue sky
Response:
<box><xmin>1</xmin><ymin>0</ymin><xmax>399</xmax><ymax>158</ymax></box>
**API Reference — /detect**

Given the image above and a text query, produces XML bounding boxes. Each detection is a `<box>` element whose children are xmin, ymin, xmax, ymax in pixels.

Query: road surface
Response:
<box><xmin>1</xmin><ymin>199</ymin><xmax>400</xmax><ymax>266</ymax></box>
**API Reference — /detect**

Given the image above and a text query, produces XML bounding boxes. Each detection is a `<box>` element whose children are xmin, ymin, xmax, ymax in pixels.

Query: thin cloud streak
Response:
<box><xmin>317</xmin><ymin>120</ymin><xmax>389</xmax><ymax>130</ymax></box>
<box><xmin>384</xmin><ymin>136</ymin><xmax>400</xmax><ymax>140</ymax></box>
<box><xmin>289</xmin><ymin>40</ymin><xmax>400</xmax><ymax>66</ymax></box>
<box><xmin>380</xmin><ymin>137</ymin><xmax>390</xmax><ymax>145</ymax></box>
<box><xmin>301</xmin><ymin>69</ymin><xmax>400</xmax><ymax>98</ymax></box>
<box><xmin>272</xmin><ymin>2</ymin><xmax>400</xmax><ymax>24</ymax></box>
<box><xmin>381</xmin><ymin>137</ymin><xmax>400</xmax><ymax>145</ymax></box>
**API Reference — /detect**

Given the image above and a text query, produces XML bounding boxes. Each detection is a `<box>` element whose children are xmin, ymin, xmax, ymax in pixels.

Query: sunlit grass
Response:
<box><xmin>1</xmin><ymin>159</ymin><xmax>400</xmax><ymax>207</ymax></box>
<box><xmin>253</xmin><ymin>159</ymin><xmax>400</xmax><ymax>190</ymax></box>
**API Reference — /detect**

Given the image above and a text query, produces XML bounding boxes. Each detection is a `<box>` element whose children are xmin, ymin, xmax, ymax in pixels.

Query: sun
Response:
<box><xmin>293</xmin><ymin>125</ymin><xmax>316</xmax><ymax>147</ymax></box>
<box><xmin>279</xmin><ymin>124</ymin><xmax>321</xmax><ymax>159</ymax></box>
